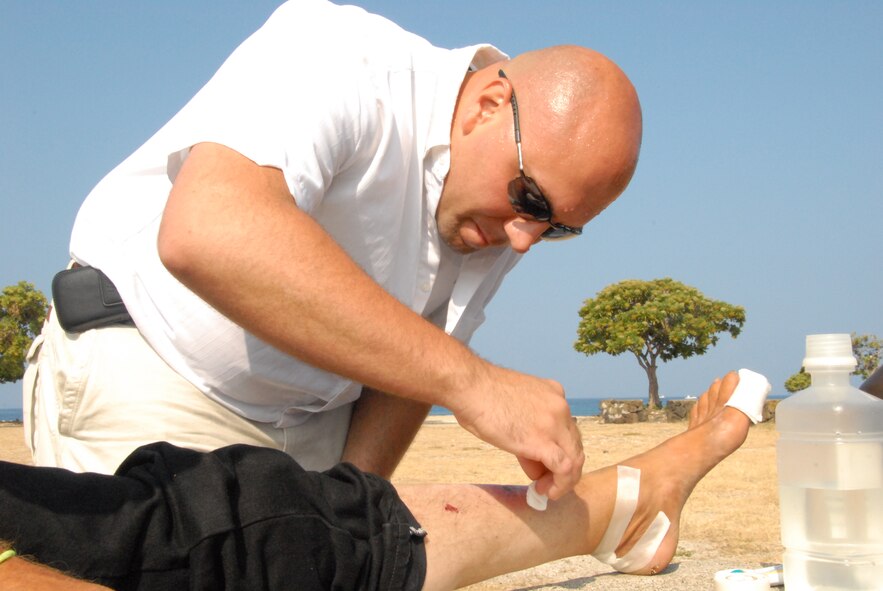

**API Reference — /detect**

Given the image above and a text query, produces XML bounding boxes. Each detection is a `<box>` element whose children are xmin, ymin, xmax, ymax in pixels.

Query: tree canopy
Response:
<box><xmin>784</xmin><ymin>368</ymin><xmax>811</xmax><ymax>393</ymax></box>
<box><xmin>852</xmin><ymin>333</ymin><xmax>882</xmax><ymax>379</ymax></box>
<box><xmin>0</xmin><ymin>281</ymin><xmax>48</xmax><ymax>383</ymax></box>
<box><xmin>574</xmin><ymin>278</ymin><xmax>745</xmax><ymax>408</ymax></box>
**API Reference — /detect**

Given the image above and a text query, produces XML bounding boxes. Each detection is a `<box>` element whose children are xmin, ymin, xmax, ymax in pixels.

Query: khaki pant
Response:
<box><xmin>23</xmin><ymin>309</ymin><xmax>352</xmax><ymax>474</ymax></box>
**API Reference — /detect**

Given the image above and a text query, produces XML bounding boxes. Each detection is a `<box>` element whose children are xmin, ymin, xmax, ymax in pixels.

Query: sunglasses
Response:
<box><xmin>500</xmin><ymin>69</ymin><xmax>583</xmax><ymax>240</ymax></box>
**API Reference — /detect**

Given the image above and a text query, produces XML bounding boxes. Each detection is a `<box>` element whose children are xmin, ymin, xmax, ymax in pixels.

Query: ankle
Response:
<box><xmin>588</xmin><ymin>465</ymin><xmax>673</xmax><ymax>574</ymax></box>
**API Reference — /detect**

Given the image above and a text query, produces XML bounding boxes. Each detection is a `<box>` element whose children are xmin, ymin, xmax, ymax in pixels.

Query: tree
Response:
<box><xmin>574</xmin><ymin>278</ymin><xmax>745</xmax><ymax>409</ymax></box>
<box><xmin>784</xmin><ymin>368</ymin><xmax>811</xmax><ymax>393</ymax></box>
<box><xmin>785</xmin><ymin>332</ymin><xmax>881</xmax><ymax>392</ymax></box>
<box><xmin>0</xmin><ymin>282</ymin><xmax>48</xmax><ymax>383</ymax></box>
<box><xmin>852</xmin><ymin>332</ymin><xmax>881</xmax><ymax>379</ymax></box>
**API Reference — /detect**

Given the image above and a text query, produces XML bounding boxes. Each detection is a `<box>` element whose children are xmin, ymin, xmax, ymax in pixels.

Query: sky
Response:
<box><xmin>1</xmin><ymin>1</ymin><xmax>881</xmax><ymax>410</ymax></box>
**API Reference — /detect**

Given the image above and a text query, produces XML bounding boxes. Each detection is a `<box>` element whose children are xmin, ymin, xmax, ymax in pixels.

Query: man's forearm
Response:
<box><xmin>159</xmin><ymin>142</ymin><xmax>482</xmax><ymax>412</ymax></box>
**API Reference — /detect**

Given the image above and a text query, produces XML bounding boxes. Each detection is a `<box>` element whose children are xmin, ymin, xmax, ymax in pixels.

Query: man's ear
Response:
<box><xmin>460</xmin><ymin>75</ymin><xmax>509</xmax><ymax>136</ymax></box>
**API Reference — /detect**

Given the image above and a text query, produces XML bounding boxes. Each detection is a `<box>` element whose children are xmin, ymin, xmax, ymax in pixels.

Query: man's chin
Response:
<box><xmin>457</xmin><ymin>221</ymin><xmax>488</xmax><ymax>253</ymax></box>
<box><xmin>447</xmin><ymin>239</ymin><xmax>477</xmax><ymax>255</ymax></box>
<box><xmin>439</xmin><ymin>223</ymin><xmax>482</xmax><ymax>254</ymax></box>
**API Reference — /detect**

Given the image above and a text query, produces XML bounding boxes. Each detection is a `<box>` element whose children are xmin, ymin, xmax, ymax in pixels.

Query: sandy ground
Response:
<box><xmin>0</xmin><ymin>419</ymin><xmax>784</xmax><ymax>590</ymax></box>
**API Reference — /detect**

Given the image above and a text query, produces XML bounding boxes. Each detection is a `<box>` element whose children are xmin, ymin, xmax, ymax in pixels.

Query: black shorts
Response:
<box><xmin>0</xmin><ymin>442</ymin><xmax>426</xmax><ymax>591</ymax></box>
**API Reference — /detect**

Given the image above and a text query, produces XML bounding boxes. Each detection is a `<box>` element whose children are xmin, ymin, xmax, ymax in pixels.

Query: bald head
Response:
<box><xmin>439</xmin><ymin>45</ymin><xmax>642</xmax><ymax>254</ymax></box>
<box><xmin>495</xmin><ymin>46</ymin><xmax>642</xmax><ymax>217</ymax></box>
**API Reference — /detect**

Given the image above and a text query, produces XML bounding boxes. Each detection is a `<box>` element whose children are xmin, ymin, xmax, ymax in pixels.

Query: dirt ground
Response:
<box><xmin>1</xmin><ymin>419</ymin><xmax>784</xmax><ymax>590</ymax></box>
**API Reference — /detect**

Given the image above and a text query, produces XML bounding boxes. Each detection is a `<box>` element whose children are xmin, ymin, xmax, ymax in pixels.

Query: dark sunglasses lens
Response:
<box><xmin>540</xmin><ymin>225</ymin><xmax>579</xmax><ymax>241</ymax></box>
<box><xmin>507</xmin><ymin>176</ymin><xmax>551</xmax><ymax>222</ymax></box>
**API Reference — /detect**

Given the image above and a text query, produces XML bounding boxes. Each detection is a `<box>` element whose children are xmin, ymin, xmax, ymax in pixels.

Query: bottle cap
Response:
<box><xmin>803</xmin><ymin>333</ymin><xmax>857</xmax><ymax>370</ymax></box>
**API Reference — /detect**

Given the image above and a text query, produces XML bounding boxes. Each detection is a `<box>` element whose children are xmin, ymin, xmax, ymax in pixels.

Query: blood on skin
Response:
<box><xmin>444</xmin><ymin>503</ymin><xmax>459</xmax><ymax>513</ymax></box>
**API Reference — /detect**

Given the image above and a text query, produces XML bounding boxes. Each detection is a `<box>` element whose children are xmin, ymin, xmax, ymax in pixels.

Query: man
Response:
<box><xmin>4</xmin><ymin>373</ymin><xmax>764</xmax><ymax>590</ymax></box>
<box><xmin>25</xmin><ymin>0</ymin><xmax>642</xmax><ymax>502</ymax></box>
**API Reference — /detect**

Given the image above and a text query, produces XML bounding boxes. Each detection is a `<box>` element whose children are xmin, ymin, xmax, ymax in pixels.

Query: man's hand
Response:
<box><xmin>451</xmin><ymin>366</ymin><xmax>584</xmax><ymax>500</ymax></box>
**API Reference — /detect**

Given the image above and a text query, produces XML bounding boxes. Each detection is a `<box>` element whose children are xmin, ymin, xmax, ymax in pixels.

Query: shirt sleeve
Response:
<box><xmin>163</xmin><ymin>2</ymin><xmax>375</xmax><ymax>214</ymax></box>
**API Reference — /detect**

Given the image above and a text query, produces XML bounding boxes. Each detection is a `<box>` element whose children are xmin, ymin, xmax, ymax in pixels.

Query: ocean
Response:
<box><xmin>0</xmin><ymin>399</ymin><xmax>685</xmax><ymax>422</ymax></box>
<box><xmin>431</xmin><ymin>394</ymin><xmax>788</xmax><ymax>418</ymax></box>
<box><xmin>429</xmin><ymin>398</ymin><xmax>612</xmax><ymax>418</ymax></box>
<box><xmin>0</xmin><ymin>408</ymin><xmax>22</xmax><ymax>422</ymax></box>
<box><xmin>1</xmin><ymin>394</ymin><xmax>788</xmax><ymax>423</ymax></box>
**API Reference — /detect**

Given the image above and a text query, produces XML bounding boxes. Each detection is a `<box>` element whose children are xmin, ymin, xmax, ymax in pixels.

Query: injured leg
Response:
<box><xmin>399</xmin><ymin>369</ymin><xmax>770</xmax><ymax>590</ymax></box>
<box><xmin>0</xmin><ymin>370</ymin><xmax>767</xmax><ymax>591</ymax></box>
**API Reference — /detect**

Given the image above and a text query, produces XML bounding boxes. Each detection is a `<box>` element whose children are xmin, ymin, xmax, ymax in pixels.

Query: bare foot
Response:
<box><xmin>591</xmin><ymin>371</ymin><xmax>753</xmax><ymax>575</ymax></box>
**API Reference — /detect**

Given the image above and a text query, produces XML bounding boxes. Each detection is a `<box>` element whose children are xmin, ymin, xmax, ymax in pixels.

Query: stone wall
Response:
<box><xmin>665</xmin><ymin>400</ymin><xmax>696</xmax><ymax>421</ymax></box>
<box><xmin>762</xmin><ymin>399</ymin><xmax>780</xmax><ymax>422</ymax></box>
<box><xmin>599</xmin><ymin>398</ymin><xmax>780</xmax><ymax>424</ymax></box>
<box><xmin>598</xmin><ymin>399</ymin><xmax>647</xmax><ymax>424</ymax></box>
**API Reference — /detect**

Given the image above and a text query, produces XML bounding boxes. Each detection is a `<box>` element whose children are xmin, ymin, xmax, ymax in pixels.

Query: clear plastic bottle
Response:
<box><xmin>777</xmin><ymin>334</ymin><xmax>883</xmax><ymax>590</ymax></box>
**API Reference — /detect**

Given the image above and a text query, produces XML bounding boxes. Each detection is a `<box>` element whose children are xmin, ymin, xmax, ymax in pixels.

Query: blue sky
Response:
<box><xmin>2</xmin><ymin>1</ymin><xmax>881</xmax><ymax>410</ymax></box>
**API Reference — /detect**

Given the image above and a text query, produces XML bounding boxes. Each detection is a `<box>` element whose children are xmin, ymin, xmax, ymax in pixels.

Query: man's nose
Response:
<box><xmin>503</xmin><ymin>218</ymin><xmax>547</xmax><ymax>253</ymax></box>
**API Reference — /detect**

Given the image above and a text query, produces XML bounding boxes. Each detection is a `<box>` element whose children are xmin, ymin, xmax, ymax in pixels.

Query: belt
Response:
<box><xmin>51</xmin><ymin>265</ymin><xmax>134</xmax><ymax>333</ymax></box>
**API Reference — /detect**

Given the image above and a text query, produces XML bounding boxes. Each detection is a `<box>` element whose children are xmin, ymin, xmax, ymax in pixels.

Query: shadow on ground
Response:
<box><xmin>509</xmin><ymin>563</ymin><xmax>681</xmax><ymax>590</ymax></box>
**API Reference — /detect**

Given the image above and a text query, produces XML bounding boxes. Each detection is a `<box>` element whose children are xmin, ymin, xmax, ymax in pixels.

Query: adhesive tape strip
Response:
<box><xmin>714</xmin><ymin>569</ymin><xmax>771</xmax><ymax>591</ymax></box>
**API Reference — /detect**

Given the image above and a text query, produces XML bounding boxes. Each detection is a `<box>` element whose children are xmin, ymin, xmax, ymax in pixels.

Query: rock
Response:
<box><xmin>665</xmin><ymin>399</ymin><xmax>697</xmax><ymax>421</ymax></box>
<box><xmin>599</xmin><ymin>399</ymin><xmax>646</xmax><ymax>424</ymax></box>
<box><xmin>763</xmin><ymin>399</ymin><xmax>780</xmax><ymax>423</ymax></box>
<box><xmin>598</xmin><ymin>397</ymin><xmax>780</xmax><ymax>424</ymax></box>
<box><xmin>646</xmin><ymin>408</ymin><xmax>669</xmax><ymax>423</ymax></box>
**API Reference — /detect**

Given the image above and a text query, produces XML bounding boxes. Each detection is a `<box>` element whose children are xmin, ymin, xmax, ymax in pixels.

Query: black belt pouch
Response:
<box><xmin>51</xmin><ymin>266</ymin><xmax>133</xmax><ymax>333</ymax></box>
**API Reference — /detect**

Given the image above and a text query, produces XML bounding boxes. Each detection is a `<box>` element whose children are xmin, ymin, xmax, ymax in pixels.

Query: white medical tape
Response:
<box><xmin>724</xmin><ymin>369</ymin><xmax>772</xmax><ymax>424</ymax></box>
<box><xmin>591</xmin><ymin>465</ymin><xmax>671</xmax><ymax>573</ymax></box>
<box><xmin>608</xmin><ymin>509</ymin><xmax>670</xmax><ymax>572</ymax></box>
<box><xmin>526</xmin><ymin>481</ymin><xmax>548</xmax><ymax>511</ymax></box>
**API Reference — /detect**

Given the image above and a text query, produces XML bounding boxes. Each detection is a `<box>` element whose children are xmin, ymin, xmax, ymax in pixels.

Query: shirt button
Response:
<box><xmin>420</xmin><ymin>282</ymin><xmax>431</xmax><ymax>292</ymax></box>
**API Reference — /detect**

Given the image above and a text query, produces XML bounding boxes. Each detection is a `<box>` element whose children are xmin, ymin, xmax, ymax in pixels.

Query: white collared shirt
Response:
<box><xmin>69</xmin><ymin>0</ymin><xmax>521</xmax><ymax>427</ymax></box>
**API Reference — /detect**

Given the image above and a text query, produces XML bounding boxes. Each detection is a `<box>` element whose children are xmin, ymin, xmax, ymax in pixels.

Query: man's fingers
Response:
<box><xmin>534</xmin><ymin>427</ymin><xmax>585</xmax><ymax>500</ymax></box>
<box><xmin>533</xmin><ymin>470</ymin><xmax>556</xmax><ymax>497</ymax></box>
<box><xmin>518</xmin><ymin>456</ymin><xmax>548</xmax><ymax>481</ymax></box>
<box><xmin>543</xmin><ymin>451</ymin><xmax>582</xmax><ymax>500</ymax></box>
<box><xmin>453</xmin><ymin>370</ymin><xmax>585</xmax><ymax>501</ymax></box>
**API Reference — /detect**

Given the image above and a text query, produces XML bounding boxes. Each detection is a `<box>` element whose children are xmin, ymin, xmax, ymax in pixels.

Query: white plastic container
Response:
<box><xmin>776</xmin><ymin>334</ymin><xmax>883</xmax><ymax>589</ymax></box>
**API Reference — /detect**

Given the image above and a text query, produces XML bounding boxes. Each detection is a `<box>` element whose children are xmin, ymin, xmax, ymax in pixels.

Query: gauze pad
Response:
<box><xmin>526</xmin><ymin>481</ymin><xmax>548</xmax><ymax>511</ymax></box>
<box><xmin>725</xmin><ymin>369</ymin><xmax>771</xmax><ymax>424</ymax></box>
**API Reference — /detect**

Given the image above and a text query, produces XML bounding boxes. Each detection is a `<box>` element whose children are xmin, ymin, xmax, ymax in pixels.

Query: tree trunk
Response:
<box><xmin>644</xmin><ymin>364</ymin><xmax>661</xmax><ymax>409</ymax></box>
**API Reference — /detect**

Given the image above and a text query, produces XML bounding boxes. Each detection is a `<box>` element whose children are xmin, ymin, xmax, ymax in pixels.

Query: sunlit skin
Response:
<box><xmin>437</xmin><ymin>46</ymin><xmax>642</xmax><ymax>255</ymax></box>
